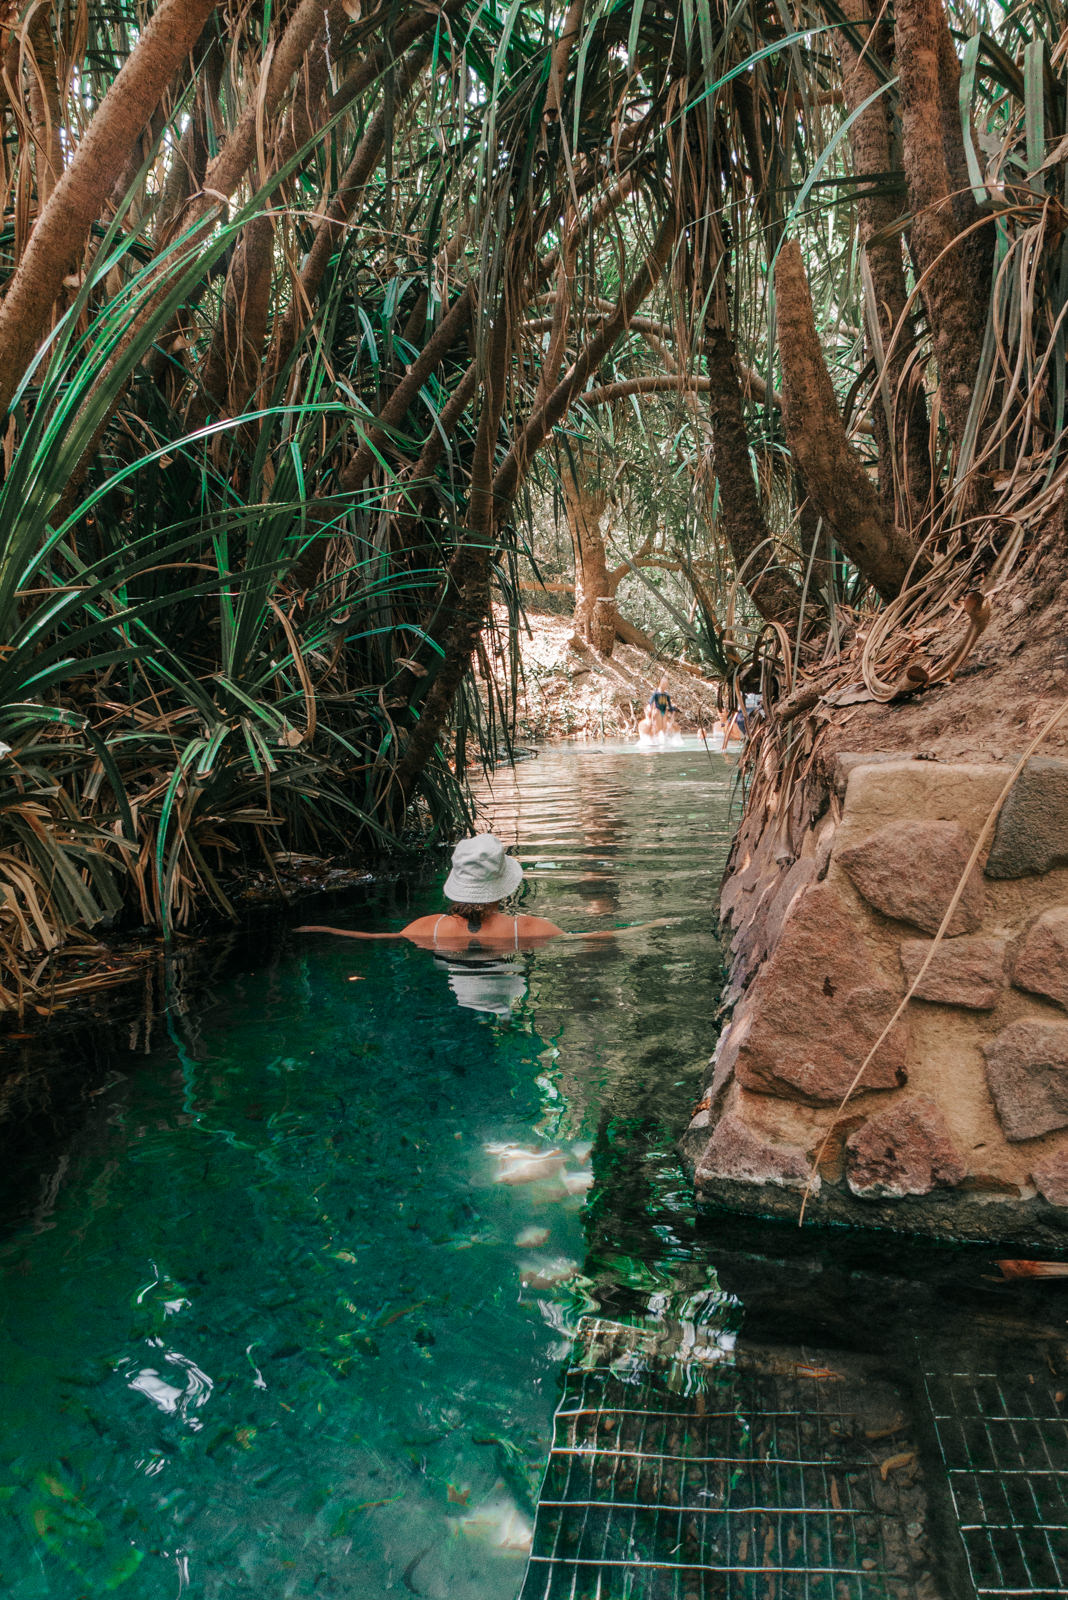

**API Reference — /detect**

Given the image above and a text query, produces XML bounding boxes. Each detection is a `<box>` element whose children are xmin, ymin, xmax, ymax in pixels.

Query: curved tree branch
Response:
<box><xmin>0</xmin><ymin>0</ymin><xmax>222</xmax><ymax>415</ymax></box>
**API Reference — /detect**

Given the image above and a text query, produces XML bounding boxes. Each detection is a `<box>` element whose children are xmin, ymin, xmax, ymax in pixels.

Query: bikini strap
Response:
<box><xmin>514</xmin><ymin>917</ymin><xmax>520</xmax><ymax>951</ymax></box>
<box><xmin>433</xmin><ymin>915</ymin><xmax>444</xmax><ymax>949</ymax></box>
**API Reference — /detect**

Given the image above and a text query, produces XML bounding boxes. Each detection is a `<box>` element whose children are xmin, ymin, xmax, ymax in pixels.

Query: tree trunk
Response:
<box><xmin>339</xmin><ymin>286</ymin><xmax>474</xmax><ymax>492</ymax></box>
<box><xmin>388</xmin><ymin>302</ymin><xmax>512</xmax><ymax>811</ymax></box>
<box><xmin>154</xmin><ymin>30</ymin><xmax>224</xmax><ymax>247</ymax></box>
<box><xmin>702</xmin><ymin>320</ymin><xmax>805</xmax><ymax>628</ymax></box>
<box><xmin>195</xmin><ymin>0</ymin><xmax>336</xmax><ymax>214</ymax></box>
<box><xmin>52</xmin><ymin>0</ymin><xmax>356</xmax><ymax>509</ymax></box>
<box><xmin>494</xmin><ymin>211</ymin><xmax>678</xmax><ymax>508</ymax></box>
<box><xmin>193</xmin><ymin>3</ymin><xmax>359</xmax><ymax>426</ymax></box>
<box><xmin>146</xmin><ymin>0</ymin><xmax>350</xmax><ymax>392</ymax></box>
<box><xmin>794</xmin><ymin>469</ymin><xmax>835</xmax><ymax>611</ymax></box>
<box><xmin>560</xmin><ymin>465</ymin><xmax>619</xmax><ymax>654</ymax></box>
<box><xmin>775</xmin><ymin>238</ymin><xmax>919</xmax><ymax>601</ymax></box>
<box><xmin>614</xmin><ymin>614</ymin><xmax>656</xmax><ymax>653</ymax></box>
<box><xmin>393</xmin><ymin>213</ymin><xmax>679</xmax><ymax>809</ymax></box>
<box><xmin>189</xmin><ymin>212</ymin><xmax>275</xmax><ymax>427</ymax></box>
<box><xmin>894</xmin><ymin>0</ymin><xmax>989</xmax><ymax>455</ymax></box>
<box><xmin>26</xmin><ymin>7</ymin><xmax>64</xmax><ymax>211</ymax></box>
<box><xmin>838</xmin><ymin>0</ymin><xmax>931</xmax><ymax>524</ymax></box>
<box><xmin>0</xmin><ymin>0</ymin><xmax>221</xmax><ymax>416</ymax></box>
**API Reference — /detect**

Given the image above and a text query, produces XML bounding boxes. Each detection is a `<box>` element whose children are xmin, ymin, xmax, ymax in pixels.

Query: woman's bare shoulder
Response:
<box><xmin>517</xmin><ymin>914</ymin><xmax>565</xmax><ymax>938</ymax></box>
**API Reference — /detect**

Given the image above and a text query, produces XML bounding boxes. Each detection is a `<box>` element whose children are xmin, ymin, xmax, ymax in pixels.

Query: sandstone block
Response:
<box><xmin>694</xmin><ymin>1112</ymin><xmax>814</xmax><ymax>1192</ymax></box>
<box><xmin>814</xmin><ymin>819</ymin><xmax>837</xmax><ymax>881</ymax></box>
<box><xmin>1031</xmin><ymin>1148</ymin><xmax>1068</xmax><ymax>1207</ymax></box>
<box><xmin>840</xmin><ymin>761</ymin><xmax>1007</xmax><ymax>837</ymax></box>
<box><xmin>899</xmin><ymin>936</ymin><xmax>1006</xmax><ymax>1009</ymax></box>
<box><xmin>983</xmin><ymin>1020</ymin><xmax>1068</xmax><ymax>1141</ymax></box>
<box><xmin>769</xmin><ymin>855</ymin><xmax>817</xmax><ymax>936</ymax></box>
<box><xmin>958</xmin><ymin>1172</ymin><xmax>1024</xmax><ymax>1198</ymax></box>
<box><xmin>833</xmin><ymin>752</ymin><xmax>908</xmax><ymax>799</ymax></box>
<box><xmin>731</xmin><ymin>882</ymin><xmax>908</xmax><ymax>1103</ymax></box>
<box><xmin>985</xmin><ymin>757</ymin><xmax>1068</xmax><ymax>878</ymax></box>
<box><xmin>1012</xmin><ymin>908</ymin><xmax>1068</xmax><ymax>1010</ymax></box>
<box><xmin>710</xmin><ymin>1010</ymin><xmax>749</xmax><ymax>1098</ymax></box>
<box><xmin>845</xmin><ymin>1095</ymin><xmax>967</xmax><ymax>1199</ymax></box>
<box><xmin>837</xmin><ymin>819</ymin><xmax>983</xmax><ymax>935</ymax></box>
<box><xmin>720</xmin><ymin>860</ymin><xmax>757</xmax><ymax>925</ymax></box>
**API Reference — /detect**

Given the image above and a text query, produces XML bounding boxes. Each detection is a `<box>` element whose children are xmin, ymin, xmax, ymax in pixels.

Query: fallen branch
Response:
<box><xmin>774</xmin><ymin>683</ymin><xmax>823</xmax><ymax>725</ymax></box>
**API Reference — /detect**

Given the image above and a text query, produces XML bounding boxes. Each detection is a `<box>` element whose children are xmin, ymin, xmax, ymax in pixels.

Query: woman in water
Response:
<box><xmin>297</xmin><ymin>834</ymin><xmax>667</xmax><ymax>952</ymax></box>
<box><xmin>646</xmin><ymin>676</ymin><xmax>676</xmax><ymax>736</ymax></box>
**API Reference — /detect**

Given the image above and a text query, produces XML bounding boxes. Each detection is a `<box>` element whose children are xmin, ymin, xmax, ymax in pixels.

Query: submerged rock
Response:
<box><xmin>519</xmin><ymin>1256</ymin><xmax>578</xmax><ymax>1290</ymax></box>
<box><xmin>486</xmin><ymin>1142</ymin><xmax>566</xmax><ymax>1185</ymax></box>
<box><xmin>458</xmin><ymin>1488</ymin><xmax>533</xmax><ymax>1553</ymax></box>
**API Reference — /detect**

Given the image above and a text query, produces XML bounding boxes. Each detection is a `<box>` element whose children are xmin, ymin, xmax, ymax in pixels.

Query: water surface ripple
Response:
<box><xmin>3</xmin><ymin>745</ymin><xmax>1056</xmax><ymax>1600</ymax></box>
<box><xmin>0</xmin><ymin>743</ymin><xmax>735</xmax><ymax>1599</ymax></box>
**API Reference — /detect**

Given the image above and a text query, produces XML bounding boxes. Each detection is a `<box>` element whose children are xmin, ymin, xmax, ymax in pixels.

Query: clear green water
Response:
<box><xmin>0</xmin><ymin>743</ymin><xmax>738</xmax><ymax>1599</ymax></box>
<box><xmin>5</xmin><ymin>744</ymin><xmax>1060</xmax><ymax>1600</ymax></box>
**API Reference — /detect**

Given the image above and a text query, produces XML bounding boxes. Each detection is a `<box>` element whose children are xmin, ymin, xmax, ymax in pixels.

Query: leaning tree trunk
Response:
<box><xmin>560</xmin><ymin>465</ymin><xmax>620</xmax><ymax>654</ymax></box>
<box><xmin>775</xmin><ymin>239</ymin><xmax>920</xmax><ymax>601</ymax></box>
<box><xmin>267</xmin><ymin>32</ymin><xmax>437</xmax><ymax>389</ymax></box>
<box><xmin>191</xmin><ymin>4</ymin><xmax>355</xmax><ymax>427</ymax></box>
<box><xmin>26</xmin><ymin>8</ymin><xmax>65</xmax><ymax>211</ymax></box>
<box><xmin>392</xmin><ymin>211</ymin><xmax>680</xmax><ymax>811</ymax></box>
<box><xmin>894</xmin><ymin>0</ymin><xmax>990</xmax><ymax>457</ymax></box>
<box><xmin>0</xmin><ymin>0</ymin><xmax>222</xmax><ymax>416</ymax></box>
<box><xmin>190</xmin><ymin>213</ymin><xmax>275</xmax><ymax>428</ymax></box>
<box><xmin>838</xmin><ymin>0</ymin><xmax>931</xmax><ymax>525</ymax></box>
<box><xmin>702</xmin><ymin>320</ymin><xmax>804</xmax><ymax>629</ymax></box>
<box><xmin>794</xmin><ymin>468</ymin><xmax>836</xmax><ymax>610</ymax></box>
<box><xmin>154</xmin><ymin>30</ymin><xmax>224</xmax><ymax>248</ymax></box>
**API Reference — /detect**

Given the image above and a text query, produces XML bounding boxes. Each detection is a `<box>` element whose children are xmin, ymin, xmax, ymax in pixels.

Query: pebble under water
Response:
<box><xmin>1</xmin><ymin>743</ymin><xmax>1065</xmax><ymax>1600</ymax></box>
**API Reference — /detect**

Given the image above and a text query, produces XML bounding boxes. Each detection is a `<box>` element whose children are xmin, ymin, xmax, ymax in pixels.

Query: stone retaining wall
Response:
<box><xmin>682</xmin><ymin>755</ymin><xmax>1068</xmax><ymax>1246</ymax></box>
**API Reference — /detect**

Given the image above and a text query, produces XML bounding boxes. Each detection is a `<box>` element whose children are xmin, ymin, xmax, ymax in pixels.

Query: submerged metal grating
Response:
<box><xmin>521</xmin><ymin>1318</ymin><xmax>927</xmax><ymax>1600</ymax></box>
<box><xmin>922</xmin><ymin>1366</ymin><xmax>1068</xmax><ymax>1597</ymax></box>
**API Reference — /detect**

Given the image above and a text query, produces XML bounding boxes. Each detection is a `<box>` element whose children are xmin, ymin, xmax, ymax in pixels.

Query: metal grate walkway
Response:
<box><xmin>921</xmin><ymin>1364</ymin><xmax>1068</xmax><ymax>1598</ymax></box>
<box><xmin>520</xmin><ymin>1317</ymin><xmax>930</xmax><ymax>1600</ymax></box>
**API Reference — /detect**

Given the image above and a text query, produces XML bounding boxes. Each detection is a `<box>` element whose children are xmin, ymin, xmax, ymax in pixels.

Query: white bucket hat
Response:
<box><xmin>444</xmin><ymin>834</ymin><xmax>524</xmax><ymax>904</ymax></box>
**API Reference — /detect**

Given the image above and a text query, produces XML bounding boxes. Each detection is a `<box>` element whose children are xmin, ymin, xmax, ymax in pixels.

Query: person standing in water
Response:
<box><xmin>297</xmin><ymin>834</ymin><xmax>669</xmax><ymax>952</ymax></box>
<box><xmin>636</xmin><ymin>709</ymin><xmax>658</xmax><ymax>746</ymax></box>
<box><xmin>647</xmin><ymin>676</ymin><xmax>676</xmax><ymax>736</ymax></box>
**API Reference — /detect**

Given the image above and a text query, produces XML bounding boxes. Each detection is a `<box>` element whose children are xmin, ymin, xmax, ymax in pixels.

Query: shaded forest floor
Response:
<box><xmin>504</xmin><ymin>606</ymin><xmax>721</xmax><ymax>743</ymax></box>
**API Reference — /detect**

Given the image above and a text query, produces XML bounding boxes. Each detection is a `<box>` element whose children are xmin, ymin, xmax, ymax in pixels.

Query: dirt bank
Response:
<box><xmin>801</xmin><ymin>528</ymin><xmax>1068</xmax><ymax>778</ymax></box>
<box><xmin>505</xmin><ymin>607</ymin><xmax>721</xmax><ymax>744</ymax></box>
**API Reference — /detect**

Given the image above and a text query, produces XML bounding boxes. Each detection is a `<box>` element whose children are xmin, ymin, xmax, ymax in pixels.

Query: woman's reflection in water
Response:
<box><xmin>573</xmin><ymin>763</ymin><xmax>623</xmax><ymax>921</ymax></box>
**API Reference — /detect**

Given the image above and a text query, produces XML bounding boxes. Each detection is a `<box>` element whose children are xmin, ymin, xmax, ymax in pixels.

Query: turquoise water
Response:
<box><xmin>0</xmin><ymin>744</ymin><xmax>736</xmax><ymax>1599</ymax></box>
